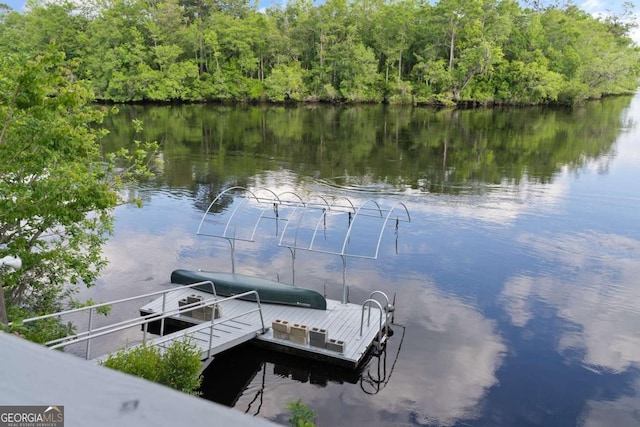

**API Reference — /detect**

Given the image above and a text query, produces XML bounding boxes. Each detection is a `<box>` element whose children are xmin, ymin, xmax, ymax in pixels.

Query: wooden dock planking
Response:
<box><xmin>139</xmin><ymin>288</ymin><xmax>387</xmax><ymax>367</ymax></box>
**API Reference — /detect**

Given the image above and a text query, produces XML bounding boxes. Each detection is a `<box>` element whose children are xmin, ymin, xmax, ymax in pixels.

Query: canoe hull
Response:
<box><xmin>170</xmin><ymin>269</ymin><xmax>327</xmax><ymax>310</ymax></box>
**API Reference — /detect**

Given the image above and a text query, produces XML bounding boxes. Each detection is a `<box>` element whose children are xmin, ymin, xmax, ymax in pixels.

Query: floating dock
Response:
<box><xmin>139</xmin><ymin>287</ymin><xmax>390</xmax><ymax>368</ymax></box>
<box><xmin>17</xmin><ymin>187</ymin><xmax>406</xmax><ymax>369</ymax></box>
<box><xmin>133</xmin><ymin>186</ymin><xmax>407</xmax><ymax>369</ymax></box>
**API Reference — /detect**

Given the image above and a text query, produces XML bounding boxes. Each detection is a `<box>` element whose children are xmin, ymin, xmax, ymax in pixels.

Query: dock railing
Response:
<box><xmin>360</xmin><ymin>290</ymin><xmax>394</xmax><ymax>351</ymax></box>
<box><xmin>11</xmin><ymin>282</ymin><xmax>265</xmax><ymax>360</ymax></box>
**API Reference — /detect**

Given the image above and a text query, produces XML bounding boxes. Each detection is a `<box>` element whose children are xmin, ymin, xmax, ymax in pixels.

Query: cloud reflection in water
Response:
<box><xmin>501</xmin><ymin>232</ymin><xmax>640</xmax><ymax>372</ymax></box>
<box><xmin>229</xmin><ymin>269</ymin><xmax>507</xmax><ymax>427</ymax></box>
<box><xmin>579</xmin><ymin>378</ymin><xmax>640</xmax><ymax>427</ymax></box>
<box><xmin>500</xmin><ymin>232</ymin><xmax>640</xmax><ymax>427</ymax></box>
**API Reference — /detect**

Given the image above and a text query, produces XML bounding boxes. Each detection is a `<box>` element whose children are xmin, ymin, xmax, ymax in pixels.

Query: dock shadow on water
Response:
<box><xmin>199</xmin><ymin>324</ymin><xmax>405</xmax><ymax>416</ymax></box>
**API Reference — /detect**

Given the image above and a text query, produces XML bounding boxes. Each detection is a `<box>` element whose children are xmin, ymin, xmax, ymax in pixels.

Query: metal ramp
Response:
<box><xmin>11</xmin><ymin>282</ymin><xmax>268</xmax><ymax>363</ymax></box>
<box><xmin>95</xmin><ymin>319</ymin><xmax>265</xmax><ymax>364</ymax></box>
<box><xmin>155</xmin><ymin>320</ymin><xmax>264</xmax><ymax>360</ymax></box>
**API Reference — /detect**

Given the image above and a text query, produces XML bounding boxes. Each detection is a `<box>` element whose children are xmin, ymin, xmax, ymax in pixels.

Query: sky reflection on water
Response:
<box><xmin>502</xmin><ymin>232</ymin><xmax>640</xmax><ymax>374</ymax></box>
<box><xmin>86</xmin><ymin>93</ymin><xmax>640</xmax><ymax>426</ymax></box>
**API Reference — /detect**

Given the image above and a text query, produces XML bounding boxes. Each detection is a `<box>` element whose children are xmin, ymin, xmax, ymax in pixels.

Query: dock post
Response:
<box><xmin>289</xmin><ymin>247</ymin><xmax>297</xmax><ymax>287</ymax></box>
<box><xmin>226</xmin><ymin>238</ymin><xmax>236</xmax><ymax>274</ymax></box>
<box><xmin>160</xmin><ymin>293</ymin><xmax>167</xmax><ymax>336</ymax></box>
<box><xmin>341</xmin><ymin>255</ymin><xmax>347</xmax><ymax>304</ymax></box>
<box><xmin>86</xmin><ymin>308</ymin><xmax>93</xmax><ymax>360</ymax></box>
<box><xmin>207</xmin><ymin>319</ymin><xmax>215</xmax><ymax>359</ymax></box>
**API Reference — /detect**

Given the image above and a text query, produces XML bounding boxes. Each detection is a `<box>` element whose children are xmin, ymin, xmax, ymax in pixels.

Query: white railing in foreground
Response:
<box><xmin>11</xmin><ymin>282</ymin><xmax>265</xmax><ymax>360</ymax></box>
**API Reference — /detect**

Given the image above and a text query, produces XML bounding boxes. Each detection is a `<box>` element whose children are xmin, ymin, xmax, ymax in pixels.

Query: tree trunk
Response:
<box><xmin>0</xmin><ymin>281</ymin><xmax>7</xmax><ymax>324</ymax></box>
<box><xmin>448</xmin><ymin>18</ymin><xmax>456</xmax><ymax>70</ymax></box>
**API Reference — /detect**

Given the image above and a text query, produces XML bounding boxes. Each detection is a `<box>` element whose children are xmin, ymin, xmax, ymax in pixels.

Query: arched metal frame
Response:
<box><xmin>197</xmin><ymin>186</ymin><xmax>289</xmax><ymax>273</ymax></box>
<box><xmin>196</xmin><ymin>187</ymin><xmax>411</xmax><ymax>303</ymax></box>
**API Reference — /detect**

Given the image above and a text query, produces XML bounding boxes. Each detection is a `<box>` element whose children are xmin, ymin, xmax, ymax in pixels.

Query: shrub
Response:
<box><xmin>157</xmin><ymin>339</ymin><xmax>203</xmax><ymax>394</ymax></box>
<box><xmin>5</xmin><ymin>307</ymin><xmax>75</xmax><ymax>344</ymax></box>
<box><xmin>101</xmin><ymin>338</ymin><xmax>202</xmax><ymax>394</ymax></box>
<box><xmin>287</xmin><ymin>399</ymin><xmax>316</xmax><ymax>427</ymax></box>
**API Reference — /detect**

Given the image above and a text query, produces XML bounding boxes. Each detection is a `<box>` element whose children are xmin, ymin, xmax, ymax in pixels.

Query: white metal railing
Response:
<box><xmin>10</xmin><ymin>281</ymin><xmax>265</xmax><ymax>359</ymax></box>
<box><xmin>359</xmin><ymin>290</ymin><xmax>395</xmax><ymax>351</ymax></box>
<box><xmin>13</xmin><ymin>281</ymin><xmax>217</xmax><ymax>359</ymax></box>
<box><xmin>47</xmin><ymin>290</ymin><xmax>266</xmax><ymax>360</ymax></box>
<box><xmin>367</xmin><ymin>290</ymin><xmax>393</xmax><ymax>337</ymax></box>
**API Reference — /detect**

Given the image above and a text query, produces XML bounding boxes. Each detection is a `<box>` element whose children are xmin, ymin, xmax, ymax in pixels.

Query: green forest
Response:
<box><xmin>1</xmin><ymin>0</ymin><xmax>639</xmax><ymax>105</ymax></box>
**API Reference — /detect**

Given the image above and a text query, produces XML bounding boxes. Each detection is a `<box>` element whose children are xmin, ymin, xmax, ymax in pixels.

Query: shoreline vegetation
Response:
<box><xmin>1</xmin><ymin>0</ymin><xmax>639</xmax><ymax>107</ymax></box>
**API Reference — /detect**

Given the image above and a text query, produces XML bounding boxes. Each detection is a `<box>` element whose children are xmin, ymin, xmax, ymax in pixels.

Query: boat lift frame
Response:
<box><xmin>196</xmin><ymin>186</ymin><xmax>411</xmax><ymax>304</ymax></box>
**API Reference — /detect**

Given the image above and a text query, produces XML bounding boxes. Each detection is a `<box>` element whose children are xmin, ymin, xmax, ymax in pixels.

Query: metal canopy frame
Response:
<box><xmin>196</xmin><ymin>186</ymin><xmax>411</xmax><ymax>303</ymax></box>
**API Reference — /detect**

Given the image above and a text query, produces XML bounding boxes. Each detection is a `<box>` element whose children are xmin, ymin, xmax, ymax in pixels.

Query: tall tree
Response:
<box><xmin>0</xmin><ymin>50</ymin><xmax>157</xmax><ymax>326</ymax></box>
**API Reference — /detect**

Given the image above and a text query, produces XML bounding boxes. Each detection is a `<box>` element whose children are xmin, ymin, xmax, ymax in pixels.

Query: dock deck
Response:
<box><xmin>139</xmin><ymin>288</ymin><xmax>388</xmax><ymax>368</ymax></box>
<box><xmin>93</xmin><ymin>318</ymin><xmax>265</xmax><ymax>364</ymax></box>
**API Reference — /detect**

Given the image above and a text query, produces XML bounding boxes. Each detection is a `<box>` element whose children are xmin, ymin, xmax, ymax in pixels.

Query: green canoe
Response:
<box><xmin>170</xmin><ymin>269</ymin><xmax>327</xmax><ymax>310</ymax></box>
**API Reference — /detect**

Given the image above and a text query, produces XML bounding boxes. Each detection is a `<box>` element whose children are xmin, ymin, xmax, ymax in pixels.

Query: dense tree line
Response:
<box><xmin>0</xmin><ymin>0</ymin><xmax>639</xmax><ymax>105</ymax></box>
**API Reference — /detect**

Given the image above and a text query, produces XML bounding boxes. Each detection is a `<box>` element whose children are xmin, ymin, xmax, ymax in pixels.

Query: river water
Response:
<box><xmin>89</xmin><ymin>93</ymin><xmax>640</xmax><ymax>426</ymax></box>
